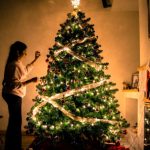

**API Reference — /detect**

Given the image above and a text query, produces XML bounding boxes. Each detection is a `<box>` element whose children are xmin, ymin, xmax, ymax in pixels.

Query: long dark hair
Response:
<box><xmin>7</xmin><ymin>41</ymin><xmax>27</xmax><ymax>62</ymax></box>
<box><xmin>2</xmin><ymin>41</ymin><xmax>27</xmax><ymax>85</ymax></box>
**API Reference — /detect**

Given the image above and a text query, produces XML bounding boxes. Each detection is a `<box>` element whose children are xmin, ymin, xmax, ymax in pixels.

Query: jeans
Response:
<box><xmin>2</xmin><ymin>93</ymin><xmax>22</xmax><ymax>150</ymax></box>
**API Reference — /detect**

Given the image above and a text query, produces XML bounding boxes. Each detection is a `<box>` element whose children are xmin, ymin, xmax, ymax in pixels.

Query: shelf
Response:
<box><xmin>144</xmin><ymin>98</ymin><xmax>150</xmax><ymax>103</ymax></box>
<box><xmin>144</xmin><ymin>99</ymin><xmax>150</xmax><ymax>107</ymax></box>
<box><xmin>123</xmin><ymin>89</ymin><xmax>139</xmax><ymax>92</ymax></box>
<box><xmin>122</xmin><ymin>89</ymin><xmax>139</xmax><ymax>99</ymax></box>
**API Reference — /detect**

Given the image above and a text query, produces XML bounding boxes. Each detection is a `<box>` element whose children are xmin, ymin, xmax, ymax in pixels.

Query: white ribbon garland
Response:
<box><xmin>32</xmin><ymin>38</ymin><xmax>117</xmax><ymax>125</ymax></box>
<box><xmin>54</xmin><ymin>47</ymin><xmax>102</xmax><ymax>71</ymax></box>
<box><xmin>54</xmin><ymin>37</ymin><xmax>102</xmax><ymax>71</ymax></box>
<box><xmin>41</xmin><ymin>97</ymin><xmax>117</xmax><ymax>124</ymax></box>
<box><xmin>32</xmin><ymin>80</ymin><xmax>117</xmax><ymax>124</ymax></box>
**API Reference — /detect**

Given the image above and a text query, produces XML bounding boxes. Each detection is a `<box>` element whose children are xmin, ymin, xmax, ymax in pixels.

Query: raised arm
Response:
<box><xmin>26</xmin><ymin>51</ymin><xmax>41</xmax><ymax>72</ymax></box>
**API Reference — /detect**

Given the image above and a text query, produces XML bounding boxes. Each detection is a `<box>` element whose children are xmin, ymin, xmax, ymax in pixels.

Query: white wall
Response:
<box><xmin>139</xmin><ymin>0</ymin><xmax>150</xmax><ymax>65</ymax></box>
<box><xmin>0</xmin><ymin>0</ymin><xmax>139</xmax><ymax>131</ymax></box>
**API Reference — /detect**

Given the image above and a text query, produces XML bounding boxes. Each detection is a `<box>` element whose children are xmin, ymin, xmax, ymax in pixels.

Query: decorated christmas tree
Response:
<box><xmin>26</xmin><ymin>0</ymin><xmax>129</xmax><ymax>149</ymax></box>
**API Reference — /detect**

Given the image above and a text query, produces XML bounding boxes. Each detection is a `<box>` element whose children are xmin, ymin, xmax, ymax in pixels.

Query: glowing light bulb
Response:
<box><xmin>91</xmin><ymin>92</ymin><xmax>94</xmax><ymax>96</ymax></box>
<box><xmin>104</xmin><ymin>115</ymin><xmax>107</xmax><ymax>119</ymax></box>
<box><xmin>32</xmin><ymin>117</ymin><xmax>36</xmax><ymax>121</ymax></box>
<box><xmin>112</xmin><ymin>116</ymin><xmax>116</xmax><ymax>119</ymax></box>
<box><xmin>50</xmin><ymin>125</ymin><xmax>55</xmax><ymax>129</ymax></box>
<box><xmin>83</xmin><ymin>105</ymin><xmax>86</xmax><ymax>108</ymax></box>
<box><xmin>71</xmin><ymin>0</ymin><xmax>80</xmax><ymax>8</ymax></box>
<box><xmin>105</xmin><ymin>136</ymin><xmax>109</xmax><ymax>140</ymax></box>
<box><xmin>42</xmin><ymin>125</ymin><xmax>47</xmax><ymax>129</ymax></box>
<box><xmin>37</xmin><ymin>121</ymin><xmax>42</xmax><ymax>126</ymax></box>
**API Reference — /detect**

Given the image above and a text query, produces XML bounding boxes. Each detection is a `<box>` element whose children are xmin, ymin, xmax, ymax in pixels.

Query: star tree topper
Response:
<box><xmin>71</xmin><ymin>0</ymin><xmax>80</xmax><ymax>9</ymax></box>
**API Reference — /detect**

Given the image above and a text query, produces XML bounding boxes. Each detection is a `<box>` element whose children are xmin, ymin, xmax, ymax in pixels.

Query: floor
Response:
<box><xmin>0</xmin><ymin>129</ymin><xmax>137</xmax><ymax>150</ymax></box>
<box><xmin>0</xmin><ymin>133</ymin><xmax>35</xmax><ymax>150</ymax></box>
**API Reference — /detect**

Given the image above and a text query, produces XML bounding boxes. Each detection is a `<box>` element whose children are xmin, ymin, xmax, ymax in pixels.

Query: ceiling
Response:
<box><xmin>47</xmin><ymin>0</ymin><xmax>139</xmax><ymax>11</ymax></box>
<box><xmin>0</xmin><ymin>0</ymin><xmax>139</xmax><ymax>13</ymax></box>
<box><xmin>110</xmin><ymin>0</ymin><xmax>138</xmax><ymax>11</ymax></box>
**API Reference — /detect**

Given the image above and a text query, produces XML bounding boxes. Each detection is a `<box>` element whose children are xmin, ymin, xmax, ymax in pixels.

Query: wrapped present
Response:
<box><xmin>107</xmin><ymin>145</ymin><xmax>129</xmax><ymax>150</ymax></box>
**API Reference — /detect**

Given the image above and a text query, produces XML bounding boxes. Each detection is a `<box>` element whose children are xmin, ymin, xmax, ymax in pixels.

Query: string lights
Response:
<box><xmin>54</xmin><ymin>41</ymin><xmax>102</xmax><ymax>71</ymax></box>
<box><xmin>26</xmin><ymin>4</ymin><xmax>129</xmax><ymax>145</ymax></box>
<box><xmin>32</xmin><ymin>80</ymin><xmax>119</xmax><ymax>124</ymax></box>
<box><xmin>31</xmin><ymin>42</ymin><xmax>118</xmax><ymax>125</ymax></box>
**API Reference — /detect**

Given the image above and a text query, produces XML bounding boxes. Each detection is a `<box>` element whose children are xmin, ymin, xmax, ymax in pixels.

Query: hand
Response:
<box><xmin>35</xmin><ymin>51</ymin><xmax>41</xmax><ymax>60</ymax></box>
<box><xmin>23</xmin><ymin>77</ymin><xmax>39</xmax><ymax>86</ymax></box>
<box><xmin>31</xmin><ymin>77</ymin><xmax>39</xmax><ymax>83</ymax></box>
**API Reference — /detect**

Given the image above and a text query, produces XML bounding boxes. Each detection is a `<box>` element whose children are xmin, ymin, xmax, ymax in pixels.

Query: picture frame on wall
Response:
<box><xmin>132</xmin><ymin>72</ymin><xmax>139</xmax><ymax>89</ymax></box>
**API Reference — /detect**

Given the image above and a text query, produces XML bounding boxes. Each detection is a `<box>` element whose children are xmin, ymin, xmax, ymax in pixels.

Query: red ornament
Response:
<box><xmin>67</xmin><ymin>85</ymin><xmax>70</xmax><ymax>90</ymax></box>
<box><xmin>47</xmin><ymin>54</ymin><xmax>50</xmax><ymax>58</ymax></box>
<box><xmin>42</xmin><ymin>89</ymin><xmax>46</xmax><ymax>92</ymax></box>
<box><xmin>48</xmin><ymin>65</ymin><xmax>51</xmax><ymax>69</ymax></box>
<box><xmin>122</xmin><ymin>129</ymin><xmax>127</xmax><ymax>134</ymax></box>
<box><xmin>115</xmin><ymin>141</ymin><xmax>120</xmax><ymax>146</ymax></box>
<box><xmin>46</xmin><ymin>58</ymin><xmax>49</xmax><ymax>63</ymax></box>
<box><xmin>108</xmin><ymin>145</ymin><xmax>128</xmax><ymax>150</ymax></box>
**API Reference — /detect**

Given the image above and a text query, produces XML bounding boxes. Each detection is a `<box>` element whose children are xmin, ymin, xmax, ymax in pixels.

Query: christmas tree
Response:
<box><xmin>26</xmin><ymin>0</ymin><xmax>129</xmax><ymax>148</ymax></box>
